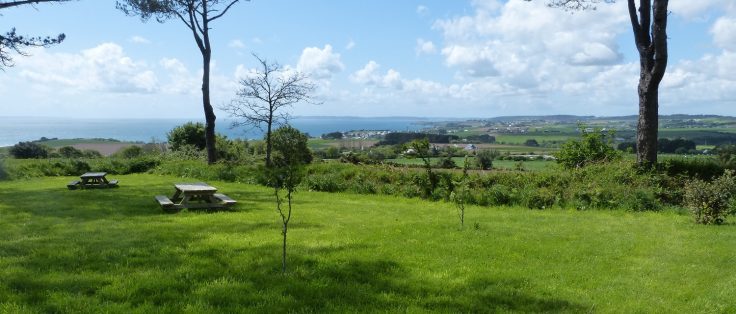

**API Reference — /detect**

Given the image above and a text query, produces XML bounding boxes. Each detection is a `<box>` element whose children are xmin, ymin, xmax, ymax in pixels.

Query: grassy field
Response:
<box><xmin>1</xmin><ymin>175</ymin><xmax>736</xmax><ymax>312</ymax></box>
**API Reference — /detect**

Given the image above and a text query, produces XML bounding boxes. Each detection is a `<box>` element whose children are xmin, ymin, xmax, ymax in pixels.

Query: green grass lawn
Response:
<box><xmin>2</xmin><ymin>175</ymin><xmax>736</xmax><ymax>312</ymax></box>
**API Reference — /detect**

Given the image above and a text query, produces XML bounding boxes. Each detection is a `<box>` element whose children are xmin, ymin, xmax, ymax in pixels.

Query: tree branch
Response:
<box><xmin>209</xmin><ymin>0</ymin><xmax>240</xmax><ymax>21</ymax></box>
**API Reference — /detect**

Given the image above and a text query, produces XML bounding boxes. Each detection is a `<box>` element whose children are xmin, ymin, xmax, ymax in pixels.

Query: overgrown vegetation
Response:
<box><xmin>556</xmin><ymin>126</ymin><xmax>620</xmax><ymax>168</ymax></box>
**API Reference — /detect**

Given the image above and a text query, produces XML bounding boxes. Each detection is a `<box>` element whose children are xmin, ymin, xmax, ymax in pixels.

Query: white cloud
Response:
<box><xmin>228</xmin><ymin>39</ymin><xmax>246</xmax><ymax>49</ymax></box>
<box><xmin>129</xmin><ymin>36</ymin><xmax>150</xmax><ymax>44</ymax></box>
<box><xmin>415</xmin><ymin>38</ymin><xmax>437</xmax><ymax>55</ymax></box>
<box><xmin>16</xmin><ymin>42</ymin><xmax>159</xmax><ymax>94</ymax></box>
<box><xmin>712</xmin><ymin>17</ymin><xmax>736</xmax><ymax>51</ymax></box>
<box><xmin>351</xmin><ymin>60</ymin><xmax>381</xmax><ymax>84</ymax></box>
<box><xmin>297</xmin><ymin>44</ymin><xmax>345</xmax><ymax>79</ymax></box>
<box><xmin>670</xmin><ymin>0</ymin><xmax>736</xmax><ymax>20</ymax></box>
<box><xmin>159</xmin><ymin>58</ymin><xmax>200</xmax><ymax>95</ymax></box>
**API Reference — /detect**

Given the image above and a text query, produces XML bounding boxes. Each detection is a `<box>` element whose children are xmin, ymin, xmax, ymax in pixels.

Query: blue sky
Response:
<box><xmin>1</xmin><ymin>0</ymin><xmax>735</xmax><ymax>118</ymax></box>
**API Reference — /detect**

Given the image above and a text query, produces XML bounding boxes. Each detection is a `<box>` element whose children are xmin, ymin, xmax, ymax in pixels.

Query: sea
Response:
<box><xmin>0</xmin><ymin>116</ymin><xmax>441</xmax><ymax>146</ymax></box>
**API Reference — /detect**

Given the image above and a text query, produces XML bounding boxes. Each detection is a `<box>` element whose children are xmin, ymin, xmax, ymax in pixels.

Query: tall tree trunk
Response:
<box><xmin>629</xmin><ymin>0</ymin><xmax>668</xmax><ymax>167</ymax></box>
<box><xmin>636</xmin><ymin>80</ymin><xmax>658</xmax><ymax>166</ymax></box>
<box><xmin>202</xmin><ymin>50</ymin><xmax>217</xmax><ymax>164</ymax></box>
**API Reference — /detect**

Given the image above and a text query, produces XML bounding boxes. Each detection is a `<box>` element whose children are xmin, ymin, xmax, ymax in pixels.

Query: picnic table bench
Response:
<box><xmin>68</xmin><ymin>172</ymin><xmax>119</xmax><ymax>189</ymax></box>
<box><xmin>155</xmin><ymin>182</ymin><xmax>236</xmax><ymax>211</ymax></box>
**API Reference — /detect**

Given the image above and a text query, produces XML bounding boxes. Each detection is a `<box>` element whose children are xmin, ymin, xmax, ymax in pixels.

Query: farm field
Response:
<box><xmin>1</xmin><ymin>175</ymin><xmax>735</xmax><ymax>312</ymax></box>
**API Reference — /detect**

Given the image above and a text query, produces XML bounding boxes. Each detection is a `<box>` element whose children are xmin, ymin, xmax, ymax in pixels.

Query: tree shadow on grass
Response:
<box><xmin>185</xmin><ymin>245</ymin><xmax>588</xmax><ymax>313</ymax></box>
<box><xmin>0</xmin><ymin>237</ymin><xmax>586</xmax><ymax>312</ymax></box>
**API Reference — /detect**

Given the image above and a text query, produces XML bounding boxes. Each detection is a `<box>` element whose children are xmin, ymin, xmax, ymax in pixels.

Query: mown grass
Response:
<box><xmin>1</xmin><ymin>175</ymin><xmax>736</xmax><ymax>312</ymax></box>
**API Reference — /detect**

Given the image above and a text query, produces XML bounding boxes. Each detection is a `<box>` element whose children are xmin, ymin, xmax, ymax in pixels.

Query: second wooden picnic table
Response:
<box><xmin>156</xmin><ymin>182</ymin><xmax>236</xmax><ymax>211</ymax></box>
<box><xmin>67</xmin><ymin>172</ymin><xmax>118</xmax><ymax>189</ymax></box>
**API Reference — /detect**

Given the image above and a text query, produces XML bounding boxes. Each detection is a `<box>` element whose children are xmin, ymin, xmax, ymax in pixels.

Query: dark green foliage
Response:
<box><xmin>715</xmin><ymin>144</ymin><xmax>736</xmax><ymax>168</ymax></box>
<box><xmin>58</xmin><ymin>146</ymin><xmax>84</xmax><ymax>158</ymax></box>
<box><xmin>659</xmin><ymin>158</ymin><xmax>724</xmax><ymax>181</ymax></box>
<box><xmin>658</xmin><ymin>138</ymin><xmax>696</xmax><ymax>154</ymax></box>
<box><xmin>216</xmin><ymin>136</ymin><xmax>250</xmax><ymax>162</ymax></box>
<box><xmin>476</xmin><ymin>149</ymin><xmax>499</xmax><ymax>170</ymax></box>
<box><xmin>556</xmin><ymin>127</ymin><xmax>620</xmax><ymax>168</ymax></box>
<box><xmin>270</xmin><ymin>125</ymin><xmax>312</xmax><ymax>167</ymax></box>
<box><xmin>684</xmin><ymin>170</ymin><xmax>736</xmax><ymax>225</ymax></box>
<box><xmin>436</xmin><ymin>155</ymin><xmax>457</xmax><ymax>169</ymax></box>
<box><xmin>377</xmin><ymin>132</ymin><xmax>459</xmax><ymax>146</ymax></box>
<box><xmin>321</xmin><ymin>131</ymin><xmax>343</xmax><ymax>140</ymax></box>
<box><xmin>82</xmin><ymin>149</ymin><xmax>103</xmax><ymax>158</ymax></box>
<box><xmin>0</xmin><ymin>158</ymin><xmax>8</xmax><ymax>180</ymax></box>
<box><xmin>617</xmin><ymin>141</ymin><xmax>637</xmax><ymax>153</ymax></box>
<box><xmin>524</xmin><ymin>139</ymin><xmax>539</xmax><ymax>147</ymax></box>
<box><xmin>10</xmin><ymin>141</ymin><xmax>49</xmax><ymax>159</ymax></box>
<box><xmin>465</xmin><ymin>134</ymin><xmax>495</xmax><ymax>143</ymax></box>
<box><xmin>525</xmin><ymin>187</ymin><xmax>557</xmax><ymax>209</ymax></box>
<box><xmin>167</xmin><ymin>122</ymin><xmax>206</xmax><ymax>151</ymax></box>
<box><xmin>116</xmin><ymin>145</ymin><xmax>144</xmax><ymax>159</ymax></box>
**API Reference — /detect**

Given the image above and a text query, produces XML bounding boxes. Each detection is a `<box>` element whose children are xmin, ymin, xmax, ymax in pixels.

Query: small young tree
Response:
<box><xmin>222</xmin><ymin>54</ymin><xmax>318</xmax><ymax>166</ymax></box>
<box><xmin>408</xmin><ymin>138</ymin><xmax>437</xmax><ymax>198</ymax></box>
<box><xmin>264</xmin><ymin>125</ymin><xmax>311</xmax><ymax>273</ymax></box>
<box><xmin>475</xmin><ymin>149</ymin><xmax>499</xmax><ymax>170</ymax></box>
<box><xmin>450</xmin><ymin>156</ymin><xmax>472</xmax><ymax>228</ymax></box>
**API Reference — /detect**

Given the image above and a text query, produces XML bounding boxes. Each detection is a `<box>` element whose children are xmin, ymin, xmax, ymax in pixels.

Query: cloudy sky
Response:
<box><xmin>1</xmin><ymin>0</ymin><xmax>735</xmax><ymax>118</ymax></box>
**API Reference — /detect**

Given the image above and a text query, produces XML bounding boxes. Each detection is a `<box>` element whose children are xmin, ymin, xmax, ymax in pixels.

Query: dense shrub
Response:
<box><xmin>0</xmin><ymin>158</ymin><xmax>8</xmax><ymax>180</ymax></box>
<box><xmin>524</xmin><ymin>187</ymin><xmax>557</xmax><ymax>209</ymax></box>
<box><xmin>58</xmin><ymin>146</ymin><xmax>84</xmax><ymax>158</ymax></box>
<box><xmin>556</xmin><ymin>127</ymin><xmax>620</xmax><ymax>168</ymax></box>
<box><xmin>168</xmin><ymin>122</ymin><xmax>206</xmax><ymax>151</ymax></box>
<box><xmin>684</xmin><ymin>170</ymin><xmax>736</xmax><ymax>225</ymax></box>
<box><xmin>475</xmin><ymin>149</ymin><xmax>499</xmax><ymax>170</ymax></box>
<box><xmin>659</xmin><ymin>158</ymin><xmax>724</xmax><ymax>181</ymax></box>
<box><xmin>116</xmin><ymin>145</ymin><xmax>144</xmax><ymax>159</ymax></box>
<box><xmin>524</xmin><ymin>139</ymin><xmax>539</xmax><ymax>147</ymax></box>
<box><xmin>10</xmin><ymin>142</ymin><xmax>49</xmax><ymax>159</ymax></box>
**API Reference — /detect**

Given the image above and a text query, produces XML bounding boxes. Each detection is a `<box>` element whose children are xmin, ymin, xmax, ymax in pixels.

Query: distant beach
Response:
<box><xmin>0</xmin><ymin>116</ymin><xmax>440</xmax><ymax>146</ymax></box>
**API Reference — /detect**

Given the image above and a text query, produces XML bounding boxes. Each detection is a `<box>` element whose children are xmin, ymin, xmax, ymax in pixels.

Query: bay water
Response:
<box><xmin>0</xmin><ymin>116</ymin><xmax>435</xmax><ymax>146</ymax></box>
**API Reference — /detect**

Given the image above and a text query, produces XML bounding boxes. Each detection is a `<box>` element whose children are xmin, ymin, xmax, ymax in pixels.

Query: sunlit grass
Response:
<box><xmin>1</xmin><ymin>175</ymin><xmax>735</xmax><ymax>312</ymax></box>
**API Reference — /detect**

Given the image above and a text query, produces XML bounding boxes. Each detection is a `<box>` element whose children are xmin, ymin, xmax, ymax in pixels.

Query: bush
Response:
<box><xmin>476</xmin><ymin>149</ymin><xmax>499</xmax><ymax>170</ymax></box>
<box><xmin>168</xmin><ymin>122</ymin><xmax>206</xmax><ymax>151</ymax></box>
<box><xmin>556</xmin><ymin>127</ymin><xmax>620</xmax><ymax>169</ymax></box>
<box><xmin>659</xmin><ymin>158</ymin><xmax>724</xmax><ymax>181</ymax></box>
<box><xmin>524</xmin><ymin>139</ymin><xmax>539</xmax><ymax>147</ymax></box>
<box><xmin>58</xmin><ymin>146</ymin><xmax>84</xmax><ymax>158</ymax></box>
<box><xmin>116</xmin><ymin>145</ymin><xmax>144</xmax><ymax>159</ymax></box>
<box><xmin>10</xmin><ymin>142</ymin><xmax>49</xmax><ymax>159</ymax></box>
<box><xmin>684</xmin><ymin>170</ymin><xmax>736</xmax><ymax>225</ymax></box>
<box><xmin>0</xmin><ymin>158</ymin><xmax>8</xmax><ymax>180</ymax></box>
<box><xmin>525</xmin><ymin>187</ymin><xmax>556</xmax><ymax>209</ymax></box>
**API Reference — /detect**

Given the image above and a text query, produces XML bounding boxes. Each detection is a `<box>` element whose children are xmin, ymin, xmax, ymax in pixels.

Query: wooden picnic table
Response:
<box><xmin>67</xmin><ymin>172</ymin><xmax>118</xmax><ymax>189</ymax></box>
<box><xmin>155</xmin><ymin>182</ymin><xmax>236</xmax><ymax>211</ymax></box>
